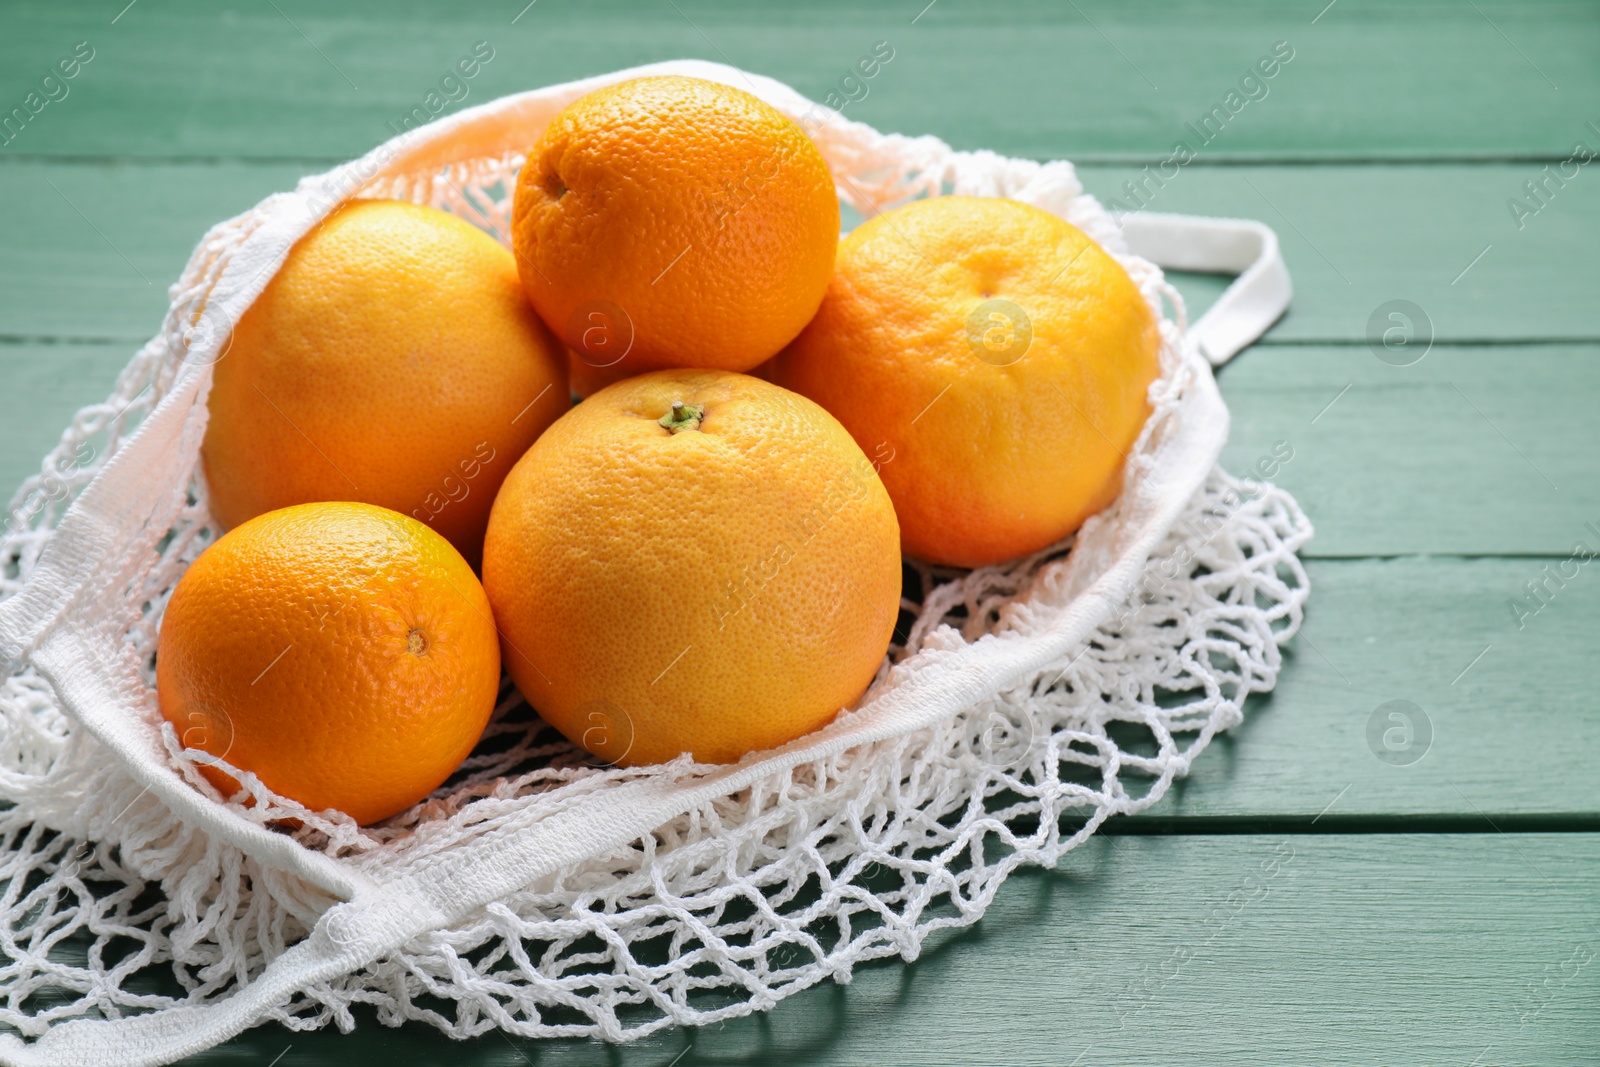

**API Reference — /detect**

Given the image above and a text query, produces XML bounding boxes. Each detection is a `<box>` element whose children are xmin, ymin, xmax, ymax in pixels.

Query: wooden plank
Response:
<box><xmin>4</xmin><ymin>331</ymin><xmax>1593</xmax><ymax>825</ymax></box>
<box><xmin>1</xmin><ymin>1</ymin><xmax>1596</xmax><ymax>161</ymax></box>
<box><xmin>172</xmin><ymin>833</ymin><xmax>1600</xmax><ymax>1065</ymax></box>
<box><xmin>1148</xmin><ymin>556</ymin><xmax>1600</xmax><ymax>820</ymax></box>
<box><xmin>0</xmin><ymin>160</ymin><xmax>1596</xmax><ymax>345</ymax></box>
<box><xmin>5</xmin><ymin>340</ymin><xmax>1595</xmax><ymax>559</ymax></box>
<box><xmin>0</xmin><ymin>341</ymin><xmax>129</xmax><ymax>507</ymax></box>
<box><xmin>3</xmin><ymin>341</ymin><xmax>1592</xmax><ymax>825</ymax></box>
<box><xmin>6</xmin><ymin>342</ymin><xmax>1596</xmax><ymax>826</ymax></box>
<box><xmin>1219</xmin><ymin>344</ymin><xmax>1599</xmax><ymax>558</ymax></box>
<box><xmin>0</xmin><ymin>160</ymin><xmax>306</xmax><ymax>344</ymax></box>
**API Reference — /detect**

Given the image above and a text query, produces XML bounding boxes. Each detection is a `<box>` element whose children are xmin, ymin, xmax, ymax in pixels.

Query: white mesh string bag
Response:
<box><xmin>0</xmin><ymin>61</ymin><xmax>1308</xmax><ymax>1066</ymax></box>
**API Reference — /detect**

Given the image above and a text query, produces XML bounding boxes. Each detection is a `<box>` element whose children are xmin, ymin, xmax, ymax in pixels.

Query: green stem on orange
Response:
<box><xmin>659</xmin><ymin>400</ymin><xmax>705</xmax><ymax>434</ymax></box>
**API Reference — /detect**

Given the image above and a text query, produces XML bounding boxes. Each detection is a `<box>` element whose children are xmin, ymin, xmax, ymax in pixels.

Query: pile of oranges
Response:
<box><xmin>157</xmin><ymin>76</ymin><xmax>1160</xmax><ymax>825</ymax></box>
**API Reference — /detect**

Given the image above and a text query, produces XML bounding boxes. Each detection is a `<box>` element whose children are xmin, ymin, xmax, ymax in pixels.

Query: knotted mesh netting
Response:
<box><xmin>0</xmin><ymin>64</ymin><xmax>1309</xmax><ymax>1052</ymax></box>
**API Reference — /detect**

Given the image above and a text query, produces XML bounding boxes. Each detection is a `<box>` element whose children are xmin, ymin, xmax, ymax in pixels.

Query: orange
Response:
<box><xmin>770</xmin><ymin>196</ymin><xmax>1161</xmax><ymax>568</ymax></box>
<box><xmin>203</xmin><ymin>199</ymin><xmax>568</xmax><ymax>568</ymax></box>
<box><xmin>512</xmin><ymin>76</ymin><xmax>839</xmax><ymax>382</ymax></box>
<box><xmin>482</xmin><ymin>370</ymin><xmax>900</xmax><ymax>766</ymax></box>
<box><xmin>156</xmin><ymin>502</ymin><xmax>501</xmax><ymax>826</ymax></box>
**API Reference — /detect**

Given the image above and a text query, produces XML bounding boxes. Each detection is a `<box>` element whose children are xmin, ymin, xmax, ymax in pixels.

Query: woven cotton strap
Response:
<box><xmin>1120</xmin><ymin>212</ymin><xmax>1291</xmax><ymax>365</ymax></box>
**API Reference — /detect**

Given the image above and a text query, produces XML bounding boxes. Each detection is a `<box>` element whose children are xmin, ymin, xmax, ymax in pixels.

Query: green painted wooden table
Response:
<box><xmin>3</xmin><ymin>1</ymin><xmax>1597</xmax><ymax>1063</ymax></box>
